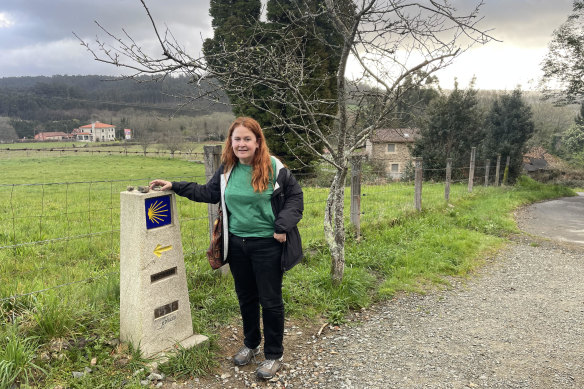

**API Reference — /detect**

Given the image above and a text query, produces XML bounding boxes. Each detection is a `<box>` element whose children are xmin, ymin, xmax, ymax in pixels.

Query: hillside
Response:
<box><xmin>0</xmin><ymin>75</ymin><xmax>231</xmax><ymax>140</ymax></box>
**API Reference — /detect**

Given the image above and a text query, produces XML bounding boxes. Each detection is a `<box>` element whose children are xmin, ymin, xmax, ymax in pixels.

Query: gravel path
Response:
<box><xmin>173</xmin><ymin>199</ymin><xmax>584</xmax><ymax>389</ymax></box>
<box><xmin>285</xmin><ymin>239</ymin><xmax>584</xmax><ymax>389</ymax></box>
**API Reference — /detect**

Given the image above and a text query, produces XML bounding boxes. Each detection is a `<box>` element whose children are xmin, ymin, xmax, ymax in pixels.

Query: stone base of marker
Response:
<box><xmin>151</xmin><ymin>334</ymin><xmax>209</xmax><ymax>360</ymax></box>
<box><xmin>120</xmin><ymin>190</ymin><xmax>208</xmax><ymax>357</ymax></box>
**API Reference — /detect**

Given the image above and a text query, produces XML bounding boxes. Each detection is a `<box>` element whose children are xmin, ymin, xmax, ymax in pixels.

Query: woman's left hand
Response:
<box><xmin>274</xmin><ymin>232</ymin><xmax>286</xmax><ymax>243</ymax></box>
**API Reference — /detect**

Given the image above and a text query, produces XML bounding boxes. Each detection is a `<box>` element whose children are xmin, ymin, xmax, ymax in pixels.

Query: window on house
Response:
<box><xmin>387</xmin><ymin>143</ymin><xmax>396</xmax><ymax>152</ymax></box>
<box><xmin>391</xmin><ymin>163</ymin><xmax>399</xmax><ymax>173</ymax></box>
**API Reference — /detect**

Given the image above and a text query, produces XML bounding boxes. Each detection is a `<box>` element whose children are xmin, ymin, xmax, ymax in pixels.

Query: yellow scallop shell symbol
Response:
<box><xmin>148</xmin><ymin>200</ymin><xmax>169</xmax><ymax>224</ymax></box>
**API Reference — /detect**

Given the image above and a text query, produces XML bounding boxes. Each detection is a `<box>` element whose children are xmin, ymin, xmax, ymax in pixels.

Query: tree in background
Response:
<box><xmin>541</xmin><ymin>0</ymin><xmax>584</xmax><ymax>104</ymax></box>
<box><xmin>0</xmin><ymin>117</ymin><xmax>18</xmax><ymax>142</ymax></box>
<box><xmin>203</xmin><ymin>0</ymin><xmax>343</xmax><ymax>173</ymax></box>
<box><xmin>560</xmin><ymin>102</ymin><xmax>584</xmax><ymax>162</ymax></box>
<box><xmin>527</xmin><ymin>97</ymin><xmax>577</xmax><ymax>154</ymax></box>
<box><xmin>483</xmin><ymin>89</ymin><xmax>534</xmax><ymax>183</ymax></box>
<box><xmin>390</xmin><ymin>72</ymin><xmax>440</xmax><ymax>129</ymax></box>
<box><xmin>575</xmin><ymin>101</ymin><xmax>584</xmax><ymax>126</ymax></box>
<box><xmin>82</xmin><ymin>0</ymin><xmax>491</xmax><ymax>283</ymax></box>
<box><xmin>562</xmin><ymin>124</ymin><xmax>584</xmax><ymax>156</ymax></box>
<box><xmin>9</xmin><ymin>119</ymin><xmax>36</xmax><ymax>139</ymax></box>
<box><xmin>412</xmin><ymin>81</ymin><xmax>484</xmax><ymax>180</ymax></box>
<box><xmin>161</xmin><ymin>128</ymin><xmax>184</xmax><ymax>158</ymax></box>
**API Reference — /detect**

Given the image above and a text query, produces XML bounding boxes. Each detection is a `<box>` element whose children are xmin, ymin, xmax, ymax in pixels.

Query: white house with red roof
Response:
<box><xmin>76</xmin><ymin>121</ymin><xmax>116</xmax><ymax>142</ymax></box>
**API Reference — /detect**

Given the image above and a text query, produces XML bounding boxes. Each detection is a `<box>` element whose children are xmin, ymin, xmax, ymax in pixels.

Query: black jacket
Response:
<box><xmin>171</xmin><ymin>156</ymin><xmax>304</xmax><ymax>271</ymax></box>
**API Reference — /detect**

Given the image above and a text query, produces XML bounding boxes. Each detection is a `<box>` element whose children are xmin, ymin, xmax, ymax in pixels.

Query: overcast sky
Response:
<box><xmin>0</xmin><ymin>0</ymin><xmax>575</xmax><ymax>91</ymax></box>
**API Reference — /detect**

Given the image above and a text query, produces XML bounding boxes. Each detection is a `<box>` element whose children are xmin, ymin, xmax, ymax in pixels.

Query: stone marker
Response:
<box><xmin>120</xmin><ymin>190</ymin><xmax>207</xmax><ymax>357</ymax></box>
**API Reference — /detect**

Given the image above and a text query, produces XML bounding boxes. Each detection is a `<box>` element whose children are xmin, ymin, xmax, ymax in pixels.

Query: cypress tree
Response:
<box><xmin>203</xmin><ymin>0</ymin><xmax>343</xmax><ymax>174</ymax></box>
<box><xmin>483</xmin><ymin>89</ymin><xmax>534</xmax><ymax>183</ymax></box>
<box><xmin>412</xmin><ymin>81</ymin><xmax>484</xmax><ymax>180</ymax></box>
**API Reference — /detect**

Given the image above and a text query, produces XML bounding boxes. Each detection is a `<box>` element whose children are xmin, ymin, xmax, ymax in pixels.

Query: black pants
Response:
<box><xmin>228</xmin><ymin>234</ymin><xmax>284</xmax><ymax>360</ymax></box>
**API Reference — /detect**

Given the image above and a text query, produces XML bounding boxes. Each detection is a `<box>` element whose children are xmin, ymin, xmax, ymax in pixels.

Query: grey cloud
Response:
<box><xmin>477</xmin><ymin>0</ymin><xmax>573</xmax><ymax>47</ymax></box>
<box><xmin>0</xmin><ymin>0</ymin><xmax>576</xmax><ymax>78</ymax></box>
<box><xmin>0</xmin><ymin>0</ymin><xmax>213</xmax><ymax>76</ymax></box>
<box><xmin>0</xmin><ymin>0</ymin><xmax>211</xmax><ymax>49</ymax></box>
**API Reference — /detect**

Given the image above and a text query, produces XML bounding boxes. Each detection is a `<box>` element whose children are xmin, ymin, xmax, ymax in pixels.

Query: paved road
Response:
<box><xmin>518</xmin><ymin>192</ymin><xmax>584</xmax><ymax>245</ymax></box>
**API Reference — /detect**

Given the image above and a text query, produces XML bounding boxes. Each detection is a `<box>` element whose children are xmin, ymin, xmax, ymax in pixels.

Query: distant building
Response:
<box><xmin>34</xmin><ymin>132</ymin><xmax>73</xmax><ymax>141</ymax></box>
<box><xmin>124</xmin><ymin>128</ymin><xmax>132</xmax><ymax>140</ymax></box>
<box><xmin>77</xmin><ymin>121</ymin><xmax>116</xmax><ymax>142</ymax></box>
<box><xmin>365</xmin><ymin>128</ymin><xmax>419</xmax><ymax>179</ymax></box>
<box><xmin>75</xmin><ymin>132</ymin><xmax>93</xmax><ymax>142</ymax></box>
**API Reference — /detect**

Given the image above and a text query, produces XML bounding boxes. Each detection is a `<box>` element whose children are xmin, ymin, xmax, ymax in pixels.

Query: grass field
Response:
<box><xmin>0</xmin><ymin>150</ymin><xmax>575</xmax><ymax>388</ymax></box>
<box><xmin>0</xmin><ymin>141</ymin><xmax>213</xmax><ymax>163</ymax></box>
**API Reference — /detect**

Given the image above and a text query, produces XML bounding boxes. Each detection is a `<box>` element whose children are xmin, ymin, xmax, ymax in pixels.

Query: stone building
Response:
<box><xmin>34</xmin><ymin>131</ymin><xmax>73</xmax><ymax>141</ymax></box>
<box><xmin>365</xmin><ymin>128</ymin><xmax>419</xmax><ymax>179</ymax></box>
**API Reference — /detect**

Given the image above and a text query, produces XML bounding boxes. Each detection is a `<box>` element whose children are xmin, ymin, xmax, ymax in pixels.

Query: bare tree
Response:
<box><xmin>161</xmin><ymin>129</ymin><xmax>184</xmax><ymax>158</ymax></box>
<box><xmin>135</xmin><ymin>130</ymin><xmax>153</xmax><ymax>156</ymax></box>
<box><xmin>0</xmin><ymin>117</ymin><xmax>18</xmax><ymax>142</ymax></box>
<box><xmin>80</xmin><ymin>0</ymin><xmax>492</xmax><ymax>283</ymax></box>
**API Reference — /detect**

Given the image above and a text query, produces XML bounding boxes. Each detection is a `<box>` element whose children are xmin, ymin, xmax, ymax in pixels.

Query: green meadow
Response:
<box><xmin>0</xmin><ymin>150</ymin><xmax>575</xmax><ymax>388</ymax></box>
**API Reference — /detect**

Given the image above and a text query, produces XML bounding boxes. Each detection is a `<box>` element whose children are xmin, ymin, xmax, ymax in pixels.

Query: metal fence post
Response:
<box><xmin>495</xmin><ymin>154</ymin><xmax>501</xmax><ymax>187</ymax></box>
<box><xmin>414</xmin><ymin>157</ymin><xmax>423</xmax><ymax>211</ymax></box>
<box><xmin>468</xmin><ymin>147</ymin><xmax>476</xmax><ymax>193</ymax></box>
<box><xmin>350</xmin><ymin>155</ymin><xmax>362</xmax><ymax>239</ymax></box>
<box><xmin>484</xmin><ymin>159</ymin><xmax>490</xmax><ymax>187</ymax></box>
<box><xmin>445</xmin><ymin>158</ymin><xmax>452</xmax><ymax>202</ymax></box>
<box><xmin>204</xmin><ymin>145</ymin><xmax>228</xmax><ymax>274</ymax></box>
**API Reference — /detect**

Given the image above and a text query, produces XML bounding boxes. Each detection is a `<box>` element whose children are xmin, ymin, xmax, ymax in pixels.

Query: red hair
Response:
<box><xmin>222</xmin><ymin>117</ymin><xmax>273</xmax><ymax>192</ymax></box>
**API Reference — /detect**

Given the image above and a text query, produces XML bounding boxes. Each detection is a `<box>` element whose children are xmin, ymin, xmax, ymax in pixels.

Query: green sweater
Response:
<box><xmin>224</xmin><ymin>160</ymin><xmax>276</xmax><ymax>238</ymax></box>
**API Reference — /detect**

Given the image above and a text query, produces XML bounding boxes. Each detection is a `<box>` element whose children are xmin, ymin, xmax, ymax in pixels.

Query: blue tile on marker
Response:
<box><xmin>145</xmin><ymin>195</ymin><xmax>172</xmax><ymax>229</ymax></box>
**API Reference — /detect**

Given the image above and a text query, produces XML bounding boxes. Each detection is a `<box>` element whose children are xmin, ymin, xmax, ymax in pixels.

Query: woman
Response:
<box><xmin>149</xmin><ymin>117</ymin><xmax>303</xmax><ymax>379</ymax></box>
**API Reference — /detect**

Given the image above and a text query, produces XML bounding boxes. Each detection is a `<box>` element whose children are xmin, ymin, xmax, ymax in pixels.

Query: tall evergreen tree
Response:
<box><xmin>412</xmin><ymin>81</ymin><xmax>484</xmax><ymax>179</ymax></box>
<box><xmin>203</xmin><ymin>0</ymin><xmax>343</xmax><ymax>173</ymax></box>
<box><xmin>575</xmin><ymin>102</ymin><xmax>584</xmax><ymax>126</ymax></box>
<box><xmin>483</xmin><ymin>89</ymin><xmax>534</xmax><ymax>183</ymax></box>
<box><xmin>560</xmin><ymin>101</ymin><xmax>584</xmax><ymax>159</ymax></box>
<box><xmin>202</xmin><ymin>0</ymin><xmax>262</xmax><ymax>106</ymax></box>
<box><xmin>391</xmin><ymin>72</ymin><xmax>440</xmax><ymax>128</ymax></box>
<box><xmin>541</xmin><ymin>0</ymin><xmax>584</xmax><ymax>104</ymax></box>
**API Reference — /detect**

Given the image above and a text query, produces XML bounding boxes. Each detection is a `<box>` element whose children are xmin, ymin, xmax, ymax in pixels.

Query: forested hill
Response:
<box><xmin>0</xmin><ymin>75</ymin><xmax>230</xmax><ymax>121</ymax></box>
<box><xmin>0</xmin><ymin>75</ymin><xmax>231</xmax><ymax>140</ymax></box>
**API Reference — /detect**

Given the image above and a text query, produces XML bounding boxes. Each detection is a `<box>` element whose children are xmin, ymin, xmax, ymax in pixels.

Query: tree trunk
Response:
<box><xmin>324</xmin><ymin>166</ymin><xmax>348</xmax><ymax>285</ymax></box>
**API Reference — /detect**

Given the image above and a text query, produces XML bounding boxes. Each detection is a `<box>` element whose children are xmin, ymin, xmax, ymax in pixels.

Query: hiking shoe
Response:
<box><xmin>256</xmin><ymin>357</ymin><xmax>283</xmax><ymax>379</ymax></box>
<box><xmin>232</xmin><ymin>346</ymin><xmax>260</xmax><ymax>366</ymax></box>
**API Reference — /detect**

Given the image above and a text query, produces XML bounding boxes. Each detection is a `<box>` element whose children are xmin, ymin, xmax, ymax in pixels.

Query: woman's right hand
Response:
<box><xmin>149</xmin><ymin>179</ymin><xmax>172</xmax><ymax>191</ymax></box>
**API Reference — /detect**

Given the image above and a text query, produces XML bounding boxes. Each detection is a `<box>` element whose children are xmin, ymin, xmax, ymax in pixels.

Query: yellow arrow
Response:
<box><xmin>153</xmin><ymin>244</ymin><xmax>173</xmax><ymax>258</ymax></box>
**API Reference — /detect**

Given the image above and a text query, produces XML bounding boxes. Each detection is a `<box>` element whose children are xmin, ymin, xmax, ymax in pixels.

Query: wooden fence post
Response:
<box><xmin>350</xmin><ymin>155</ymin><xmax>362</xmax><ymax>239</ymax></box>
<box><xmin>503</xmin><ymin>155</ymin><xmax>510</xmax><ymax>185</ymax></box>
<box><xmin>495</xmin><ymin>154</ymin><xmax>501</xmax><ymax>187</ymax></box>
<box><xmin>445</xmin><ymin>158</ymin><xmax>452</xmax><ymax>202</ymax></box>
<box><xmin>484</xmin><ymin>159</ymin><xmax>490</xmax><ymax>187</ymax></box>
<box><xmin>204</xmin><ymin>145</ymin><xmax>228</xmax><ymax>274</ymax></box>
<box><xmin>414</xmin><ymin>157</ymin><xmax>423</xmax><ymax>211</ymax></box>
<box><xmin>468</xmin><ymin>147</ymin><xmax>476</xmax><ymax>193</ymax></box>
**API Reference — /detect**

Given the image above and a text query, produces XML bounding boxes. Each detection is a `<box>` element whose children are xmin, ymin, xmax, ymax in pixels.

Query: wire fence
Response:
<box><xmin>0</xmin><ymin>146</ymin><xmax>205</xmax><ymax>161</ymax></box>
<box><xmin>0</xmin><ymin>149</ymin><xmax>508</xmax><ymax>307</ymax></box>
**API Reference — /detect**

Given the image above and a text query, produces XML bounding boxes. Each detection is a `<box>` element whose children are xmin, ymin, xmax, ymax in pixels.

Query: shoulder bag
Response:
<box><xmin>206</xmin><ymin>205</ymin><xmax>226</xmax><ymax>269</ymax></box>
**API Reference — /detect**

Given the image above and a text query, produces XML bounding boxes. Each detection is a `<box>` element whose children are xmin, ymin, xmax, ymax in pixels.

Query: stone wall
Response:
<box><xmin>368</xmin><ymin>141</ymin><xmax>413</xmax><ymax>179</ymax></box>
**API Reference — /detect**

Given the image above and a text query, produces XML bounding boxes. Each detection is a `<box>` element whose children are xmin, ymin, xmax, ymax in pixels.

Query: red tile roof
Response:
<box><xmin>80</xmin><ymin>121</ymin><xmax>115</xmax><ymax>128</ymax></box>
<box><xmin>370</xmin><ymin>128</ymin><xmax>419</xmax><ymax>143</ymax></box>
<box><xmin>35</xmin><ymin>132</ymin><xmax>71</xmax><ymax>139</ymax></box>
